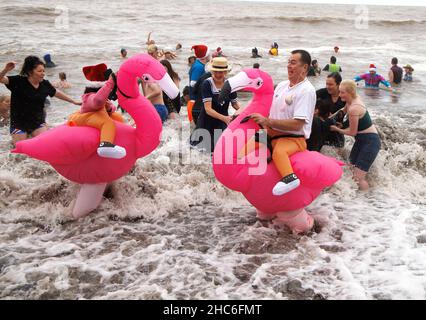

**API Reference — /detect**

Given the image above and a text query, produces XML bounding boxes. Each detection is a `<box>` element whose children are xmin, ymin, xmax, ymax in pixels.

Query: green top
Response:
<box><xmin>342</xmin><ymin>110</ymin><xmax>373</xmax><ymax>132</ymax></box>
<box><xmin>329</xmin><ymin>63</ymin><xmax>341</xmax><ymax>73</ymax></box>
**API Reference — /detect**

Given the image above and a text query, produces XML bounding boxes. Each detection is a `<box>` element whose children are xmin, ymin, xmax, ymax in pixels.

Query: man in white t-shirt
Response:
<box><xmin>249</xmin><ymin>50</ymin><xmax>316</xmax><ymax>195</ymax></box>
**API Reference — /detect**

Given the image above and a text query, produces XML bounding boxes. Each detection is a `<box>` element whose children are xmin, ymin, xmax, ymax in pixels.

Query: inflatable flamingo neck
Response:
<box><xmin>116</xmin><ymin>54</ymin><xmax>165</xmax><ymax>158</ymax></box>
<box><xmin>214</xmin><ymin>70</ymin><xmax>274</xmax><ymax>191</ymax></box>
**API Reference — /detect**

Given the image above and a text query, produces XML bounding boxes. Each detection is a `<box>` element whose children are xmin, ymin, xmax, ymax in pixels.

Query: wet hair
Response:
<box><xmin>312</xmin><ymin>59</ymin><xmax>318</xmax><ymax>66</ymax></box>
<box><xmin>160</xmin><ymin>60</ymin><xmax>180</xmax><ymax>82</ymax></box>
<box><xmin>327</xmin><ymin>72</ymin><xmax>342</xmax><ymax>85</ymax></box>
<box><xmin>20</xmin><ymin>55</ymin><xmax>45</xmax><ymax>76</ymax></box>
<box><xmin>182</xmin><ymin>86</ymin><xmax>190</xmax><ymax>96</ymax></box>
<box><xmin>330</xmin><ymin>56</ymin><xmax>337</xmax><ymax>64</ymax></box>
<box><xmin>315</xmin><ymin>99</ymin><xmax>332</xmax><ymax>119</ymax></box>
<box><xmin>253</xmin><ymin>63</ymin><xmax>260</xmax><ymax>69</ymax></box>
<box><xmin>121</xmin><ymin>48</ymin><xmax>127</xmax><ymax>54</ymax></box>
<box><xmin>392</xmin><ymin>57</ymin><xmax>398</xmax><ymax>65</ymax></box>
<box><xmin>291</xmin><ymin>50</ymin><xmax>311</xmax><ymax>68</ymax></box>
<box><xmin>59</xmin><ymin>72</ymin><xmax>66</xmax><ymax>80</ymax></box>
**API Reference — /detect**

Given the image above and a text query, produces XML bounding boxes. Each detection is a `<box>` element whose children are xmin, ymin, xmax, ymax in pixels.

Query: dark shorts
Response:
<box><xmin>350</xmin><ymin>133</ymin><xmax>381</xmax><ymax>172</ymax></box>
<box><xmin>154</xmin><ymin>104</ymin><xmax>168</xmax><ymax>123</ymax></box>
<box><xmin>10</xmin><ymin>123</ymin><xmax>46</xmax><ymax>135</ymax></box>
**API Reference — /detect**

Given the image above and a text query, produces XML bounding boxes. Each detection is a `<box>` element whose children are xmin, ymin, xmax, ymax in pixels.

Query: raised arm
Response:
<box><xmin>0</xmin><ymin>62</ymin><xmax>17</xmax><ymax>85</ymax></box>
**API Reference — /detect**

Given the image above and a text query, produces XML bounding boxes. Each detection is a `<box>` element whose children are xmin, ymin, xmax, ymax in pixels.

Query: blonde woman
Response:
<box><xmin>330</xmin><ymin>80</ymin><xmax>381</xmax><ymax>190</ymax></box>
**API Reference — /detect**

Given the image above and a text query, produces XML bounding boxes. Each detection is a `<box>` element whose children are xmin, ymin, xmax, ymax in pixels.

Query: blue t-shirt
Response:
<box><xmin>189</xmin><ymin>59</ymin><xmax>206</xmax><ymax>99</ymax></box>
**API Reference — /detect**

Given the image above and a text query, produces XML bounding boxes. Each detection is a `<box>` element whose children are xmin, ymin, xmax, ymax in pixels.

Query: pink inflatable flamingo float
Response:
<box><xmin>12</xmin><ymin>54</ymin><xmax>179</xmax><ymax>219</ymax></box>
<box><xmin>213</xmin><ymin>69</ymin><xmax>343</xmax><ymax>233</ymax></box>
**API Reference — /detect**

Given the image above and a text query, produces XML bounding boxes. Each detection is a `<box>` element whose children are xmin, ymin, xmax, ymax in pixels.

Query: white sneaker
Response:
<box><xmin>272</xmin><ymin>173</ymin><xmax>300</xmax><ymax>196</ymax></box>
<box><xmin>97</xmin><ymin>142</ymin><xmax>126</xmax><ymax>159</ymax></box>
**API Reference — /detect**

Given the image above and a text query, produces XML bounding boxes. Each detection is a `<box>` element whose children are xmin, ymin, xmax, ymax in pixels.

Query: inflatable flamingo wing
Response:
<box><xmin>213</xmin><ymin>69</ymin><xmax>343</xmax><ymax>214</ymax></box>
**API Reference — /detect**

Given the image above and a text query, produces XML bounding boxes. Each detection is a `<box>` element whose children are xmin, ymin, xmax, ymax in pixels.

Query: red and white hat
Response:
<box><xmin>191</xmin><ymin>44</ymin><xmax>209</xmax><ymax>59</ymax></box>
<box><xmin>369</xmin><ymin>64</ymin><xmax>377</xmax><ymax>72</ymax></box>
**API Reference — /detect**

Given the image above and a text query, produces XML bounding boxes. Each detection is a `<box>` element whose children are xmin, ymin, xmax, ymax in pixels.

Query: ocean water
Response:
<box><xmin>0</xmin><ymin>0</ymin><xmax>425</xmax><ymax>300</ymax></box>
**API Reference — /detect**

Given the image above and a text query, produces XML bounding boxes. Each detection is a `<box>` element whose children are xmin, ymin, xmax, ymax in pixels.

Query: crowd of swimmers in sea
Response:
<box><xmin>0</xmin><ymin>32</ymin><xmax>417</xmax><ymax>193</ymax></box>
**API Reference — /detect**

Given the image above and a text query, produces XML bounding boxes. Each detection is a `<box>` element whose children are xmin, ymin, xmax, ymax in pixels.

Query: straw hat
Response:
<box><xmin>207</xmin><ymin>57</ymin><xmax>232</xmax><ymax>72</ymax></box>
<box><xmin>403</xmin><ymin>64</ymin><xmax>414</xmax><ymax>71</ymax></box>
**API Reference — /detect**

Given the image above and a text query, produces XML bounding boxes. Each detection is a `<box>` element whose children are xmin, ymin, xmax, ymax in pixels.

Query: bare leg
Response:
<box><xmin>353</xmin><ymin>167</ymin><xmax>369</xmax><ymax>190</ymax></box>
<box><xmin>31</xmin><ymin>125</ymin><xmax>48</xmax><ymax>137</ymax></box>
<box><xmin>72</xmin><ymin>183</ymin><xmax>107</xmax><ymax>219</ymax></box>
<box><xmin>12</xmin><ymin>133</ymin><xmax>28</xmax><ymax>146</ymax></box>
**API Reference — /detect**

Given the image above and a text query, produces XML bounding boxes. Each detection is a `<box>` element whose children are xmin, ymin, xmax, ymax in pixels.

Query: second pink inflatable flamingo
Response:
<box><xmin>213</xmin><ymin>69</ymin><xmax>343</xmax><ymax>233</ymax></box>
<box><xmin>12</xmin><ymin>54</ymin><xmax>179</xmax><ymax>219</ymax></box>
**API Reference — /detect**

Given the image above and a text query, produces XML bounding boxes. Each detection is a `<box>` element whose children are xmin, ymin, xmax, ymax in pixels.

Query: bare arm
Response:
<box><xmin>55</xmin><ymin>90</ymin><xmax>81</xmax><ymax>105</ymax></box>
<box><xmin>330</xmin><ymin>107</ymin><xmax>361</xmax><ymax>136</ymax></box>
<box><xmin>250</xmin><ymin>113</ymin><xmax>305</xmax><ymax>131</ymax></box>
<box><xmin>388</xmin><ymin>70</ymin><xmax>394</xmax><ymax>83</ymax></box>
<box><xmin>204</xmin><ymin>101</ymin><xmax>231</xmax><ymax>124</ymax></box>
<box><xmin>231</xmin><ymin>101</ymin><xmax>240</xmax><ymax>111</ymax></box>
<box><xmin>0</xmin><ymin>62</ymin><xmax>17</xmax><ymax>85</ymax></box>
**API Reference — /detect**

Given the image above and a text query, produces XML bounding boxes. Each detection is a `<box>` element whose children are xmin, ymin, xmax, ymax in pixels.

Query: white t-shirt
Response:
<box><xmin>269</xmin><ymin>78</ymin><xmax>316</xmax><ymax>138</ymax></box>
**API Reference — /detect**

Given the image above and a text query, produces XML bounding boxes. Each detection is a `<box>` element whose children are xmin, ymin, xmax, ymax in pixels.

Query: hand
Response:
<box><xmin>73</xmin><ymin>100</ymin><xmax>82</xmax><ymax>106</ymax></box>
<box><xmin>222</xmin><ymin>115</ymin><xmax>232</xmax><ymax>125</ymax></box>
<box><xmin>330</xmin><ymin>125</ymin><xmax>339</xmax><ymax>132</ymax></box>
<box><xmin>250</xmin><ymin>113</ymin><xmax>270</xmax><ymax>128</ymax></box>
<box><xmin>4</xmin><ymin>61</ymin><xmax>16</xmax><ymax>72</ymax></box>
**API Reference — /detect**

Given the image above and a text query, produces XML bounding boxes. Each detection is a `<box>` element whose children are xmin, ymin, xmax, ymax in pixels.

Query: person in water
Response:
<box><xmin>53</xmin><ymin>72</ymin><xmax>71</xmax><ymax>89</ymax></box>
<box><xmin>269</xmin><ymin>42</ymin><xmax>279</xmax><ymax>56</ymax></box>
<box><xmin>43</xmin><ymin>54</ymin><xmax>56</xmax><ymax>68</ymax></box>
<box><xmin>330</xmin><ymin>80</ymin><xmax>380</xmax><ymax>190</ymax></box>
<box><xmin>190</xmin><ymin>57</ymin><xmax>240</xmax><ymax>152</ymax></box>
<box><xmin>334</xmin><ymin>46</ymin><xmax>340</xmax><ymax>54</ymax></box>
<box><xmin>323</xmin><ymin>56</ymin><xmax>342</xmax><ymax>73</ymax></box>
<box><xmin>251</xmin><ymin>47</ymin><xmax>262</xmax><ymax>58</ymax></box>
<box><xmin>403</xmin><ymin>64</ymin><xmax>414</xmax><ymax>82</ymax></box>
<box><xmin>243</xmin><ymin>50</ymin><xmax>316</xmax><ymax>196</ymax></box>
<box><xmin>68</xmin><ymin>63</ymin><xmax>126</xmax><ymax>159</ymax></box>
<box><xmin>308</xmin><ymin>72</ymin><xmax>346</xmax><ymax>151</ymax></box>
<box><xmin>307</xmin><ymin>59</ymin><xmax>321</xmax><ymax>77</ymax></box>
<box><xmin>306</xmin><ymin>99</ymin><xmax>335</xmax><ymax>152</ymax></box>
<box><xmin>120</xmin><ymin>48</ymin><xmax>128</xmax><ymax>59</ymax></box>
<box><xmin>388</xmin><ymin>57</ymin><xmax>403</xmax><ymax>85</ymax></box>
<box><xmin>354</xmin><ymin>64</ymin><xmax>391</xmax><ymax>88</ymax></box>
<box><xmin>0</xmin><ymin>56</ymin><xmax>81</xmax><ymax>145</ymax></box>
<box><xmin>160</xmin><ymin>60</ymin><xmax>181</xmax><ymax>119</ymax></box>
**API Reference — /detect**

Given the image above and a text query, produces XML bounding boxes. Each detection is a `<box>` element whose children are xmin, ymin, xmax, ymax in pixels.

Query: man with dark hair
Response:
<box><xmin>388</xmin><ymin>57</ymin><xmax>403</xmax><ymax>85</ymax></box>
<box><xmin>323</xmin><ymin>56</ymin><xmax>342</xmax><ymax>73</ymax></box>
<box><xmin>253</xmin><ymin>63</ymin><xmax>260</xmax><ymax>69</ymax></box>
<box><xmin>248</xmin><ymin>49</ymin><xmax>316</xmax><ymax>196</ymax></box>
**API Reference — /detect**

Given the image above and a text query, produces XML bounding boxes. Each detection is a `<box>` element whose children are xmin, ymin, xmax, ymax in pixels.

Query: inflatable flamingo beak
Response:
<box><xmin>156</xmin><ymin>73</ymin><xmax>179</xmax><ymax>99</ymax></box>
<box><xmin>227</xmin><ymin>71</ymin><xmax>253</xmax><ymax>93</ymax></box>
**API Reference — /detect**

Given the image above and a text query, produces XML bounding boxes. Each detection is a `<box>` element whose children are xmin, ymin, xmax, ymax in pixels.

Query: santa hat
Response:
<box><xmin>191</xmin><ymin>44</ymin><xmax>209</xmax><ymax>59</ymax></box>
<box><xmin>369</xmin><ymin>64</ymin><xmax>377</xmax><ymax>72</ymax></box>
<box><xmin>83</xmin><ymin>63</ymin><xmax>108</xmax><ymax>82</ymax></box>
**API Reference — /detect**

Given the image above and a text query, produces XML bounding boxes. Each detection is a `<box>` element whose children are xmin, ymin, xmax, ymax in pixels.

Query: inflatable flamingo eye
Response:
<box><xmin>256</xmin><ymin>80</ymin><xmax>263</xmax><ymax>87</ymax></box>
<box><xmin>142</xmin><ymin>74</ymin><xmax>154</xmax><ymax>83</ymax></box>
